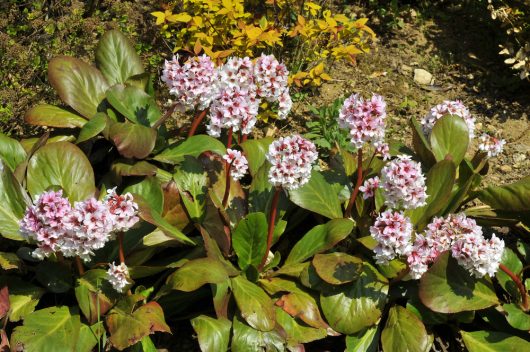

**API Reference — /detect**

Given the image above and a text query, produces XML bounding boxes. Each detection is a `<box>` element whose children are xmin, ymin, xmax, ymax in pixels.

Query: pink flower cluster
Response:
<box><xmin>207</xmin><ymin>55</ymin><xmax>291</xmax><ymax>137</ymax></box>
<box><xmin>478</xmin><ymin>133</ymin><xmax>506</xmax><ymax>157</ymax></box>
<box><xmin>370</xmin><ymin>210</ymin><xmax>413</xmax><ymax>264</ymax></box>
<box><xmin>20</xmin><ymin>189</ymin><xmax>139</xmax><ymax>261</ymax></box>
<box><xmin>359</xmin><ymin>176</ymin><xmax>380</xmax><ymax>199</ymax></box>
<box><xmin>380</xmin><ymin>155</ymin><xmax>428</xmax><ymax>210</ymax></box>
<box><xmin>162</xmin><ymin>55</ymin><xmax>219</xmax><ymax>112</ymax></box>
<box><xmin>407</xmin><ymin>213</ymin><xmax>504</xmax><ymax>279</ymax></box>
<box><xmin>223</xmin><ymin>149</ymin><xmax>249</xmax><ymax>181</ymax></box>
<box><xmin>421</xmin><ymin>100</ymin><xmax>476</xmax><ymax>139</ymax></box>
<box><xmin>337</xmin><ymin>94</ymin><xmax>387</xmax><ymax>149</ymax></box>
<box><xmin>107</xmin><ymin>262</ymin><xmax>130</xmax><ymax>293</ymax></box>
<box><xmin>266</xmin><ymin>135</ymin><xmax>318</xmax><ymax>190</ymax></box>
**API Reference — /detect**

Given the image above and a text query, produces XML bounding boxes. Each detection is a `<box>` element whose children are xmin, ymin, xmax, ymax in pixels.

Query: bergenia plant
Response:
<box><xmin>0</xmin><ymin>30</ymin><xmax>529</xmax><ymax>352</ymax></box>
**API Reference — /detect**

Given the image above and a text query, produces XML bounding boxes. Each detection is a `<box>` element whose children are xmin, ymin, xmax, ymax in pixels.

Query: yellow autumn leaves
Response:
<box><xmin>152</xmin><ymin>0</ymin><xmax>375</xmax><ymax>88</ymax></box>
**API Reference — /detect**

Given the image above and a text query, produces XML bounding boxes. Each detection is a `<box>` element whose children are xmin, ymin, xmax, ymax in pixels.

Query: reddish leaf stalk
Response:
<box><xmin>241</xmin><ymin>134</ymin><xmax>248</xmax><ymax>143</ymax></box>
<box><xmin>75</xmin><ymin>256</ymin><xmax>85</xmax><ymax>276</ymax></box>
<box><xmin>222</xmin><ymin>161</ymin><xmax>232</xmax><ymax>208</ymax></box>
<box><xmin>188</xmin><ymin>109</ymin><xmax>208</xmax><ymax>137</ymax></box>
<box><xmin>227</xmin><ymin>128</ymin><xmax>233</xmax><ymax>148</ymax></box>
<box><xmin>344</xmin><ymin>149</ymin><xmax>363</xmax><ymax>218</ymax></box>
<box><xmin>499</xmin><ymin>263</ymin><xmax>529</xmax><ymax>311</ymax></box>
<box><xmin>259</xmin><ymin>187</ymin><xmax>281</xmax><ymax>271</ymax></box>
<box><xmin>118</xmin><ymin>232</ymin><xmax>125</xmax><ymax>264</ymax></box>
<box><xmin>152</xmin><ymin>102</ymin><xmax>178</xmax><ymax>130</ymax></box>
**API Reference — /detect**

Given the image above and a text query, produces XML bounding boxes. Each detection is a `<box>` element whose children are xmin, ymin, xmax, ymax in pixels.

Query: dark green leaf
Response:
<box><xmin>419</xmin><ymin>252</ymin><xmax>498</xmax><ymax>313</ymax></box>
<box><xmin>478</xmin><ymin>176</ymin><xmax>530</xmax><ymax>212</ymax></box>
<box><xmin>109</xmin><ymin>122</ymin><xmax>157</xmax><ymax>159</ymax></box>
<box><xmin>10</xmin><ymin>306</ymin><xmax>81</xmax><ymax>351</ymax></box>
<box><xmin>35</xmin><ymin>261</ymin><xmax>72</xmax><ymax>293</ymax></box>
<box><xmin>461</xmin><ymin>330</ymin><xmax>530</xmax><ymax>352</ymax></box>
<box><xmin>191</xmin><ymin>315</ymin><xmax>231</xmax><ymax>352</ymax></box>
<box><xmin>232</xmin><ymin>213</ymin><xmax>268</xmax><ymax>270</ymax></box>
<box><xmin>284</xmin><ymin>218</ymin><xmax>354</xmax><ymax>266</ymax></box>
<box><xmin>106</xmin><ymin>85</ymin><xmax>161</xmax><ymax>126</ymax></box>
<box><xmin>25</xmin><ymin>104</ymin><xmax>87</xmax><ymax>128</ymax></box>
<box><xmin>320</xmin><ymin>262</ymin><xmax>388</xmax><ymax>334</ymax></box>
<box><xmin>77</xmin><ymin>113</ymin><xmax>108</xmax><ymax>143</ymax></box>
<box><xmin>496</xmin><ymin>248</ymin><xmax>523</xmax><ymax>300</ymax></box>
<box><xmin>154</xmin><ymin>135</ymin><xmax>226</xmax><ymax>164</ymax></box>
<box><xmin>75</xmin><ymin>269</ymin><xmax>120</xmax><ymax>324</ymax></box>
<box><xmin>381</xmin><ymin>306</ymin><xmax>431</xmax><ymax>352</ymax></box>
<box><xmin>231</xmin><ymin>316</ymin><xmax>285</xmax><ymax>352</ymax></box>
<box><xmin>345</xmin><ymin>326</ymin><xmax>379</xmax><ymax>352</ymax></box>
<box><xmin>231</xmin><ymin>276</ymin><xmax>275</xmax><ymax>332</ymax></box>
<box><xmin>410</xmin><ymin>118</ymin><xmax>435</xmax><ymax>167</ymax></box>
<box><xmin>503</xmin><ymin>303</ymin><xmax>530</xmax><ymax>330</ymax></box>
<box><xmin>0</xmin><ymin>276</ymin><xmax>43</xmax><ymax>322</ymax></box>
<box><xmin>124</xmin><ymin>177</ymin><xmax>163</xmax><ymax>213</ymax></box>
<box><xmin>275</xmin><ymin>308</ymin><xmax>327</xmax><ymax>347</ymax></box>
<box><xmin>430</xmin><ymin>114</ymin><xmax>469</xmax><ymax>165</ymax></box>
<box><xmin>0</xmin><ymin>163</ymin><xmax>29</xmax><ymax>240</ymax></box>
<box><xmin>173</xmin><ymin>157</ymin><xmax>207</xmax><ymax>222</ymax></box>
<box><xmin>167</xmin><ymin>258</ymin><xmax>229</xmax><ymax>292</ymax></box>
<box><xmin>48</xmin><ymin>56</ymin><xmax>109</xmax><ymax>118</ymax></box>
<box><xmin>111</xmin><ymin>160</ymin><xmax>158</xmax><ymax>177</ymax></box>
<box><xmin>76</xmin><ymin>322</ymin><xmax>104</xmax><ymax>352</ymax></box>
<box><xmin>27</xmin><ymin>141</ymin><xmax>95</xmax><ymax>201</ymax></box>
<box><xmin>95</xmin><ymin>30</ymin><xmax>144</xmax><ymax>85</ymax></box>
<box><xmin>289</xmin><ymin>170</ymin><xmax>343</xmax><ymax>219</ymax></box>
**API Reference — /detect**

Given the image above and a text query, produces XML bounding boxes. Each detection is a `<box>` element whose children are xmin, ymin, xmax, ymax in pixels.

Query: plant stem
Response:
<box><xmin>75</xmin><ymin>256</ymin><xmax>85</xmax><ymax>276</ymax></box>
<box><xmin>241</xmin><ymin>134</ymin><xmax>248</xmax><ymax>143</ymax></box>
<box><xmin>118</xmin><ymin>232</ymin><xmax>125</xmax><ymax>264</ymax></box>
<box><xmin>389</xmin><ymin>267</ymin><xmax>410</xmax><ymax>286</ymax></box>
<box><xmin>344</xmin><ymin>149</ymin><xmax>363</xmax><ymax>218</ymax></box>
<box><xmin>152</xmin><ymin>102</ymin><xmax>178</xmax><ymax>130</ymax></box>
<box><xmin>227</xmin><ymin>128</ymin><xmax>233</xmax><ymax>148</ymax></box>
<box><xmin>188</xmin><ymin>109</ymin><xmax>207</xmax><ymax>137</ymax></box>
<box><xmin>499</xmin><ymin>263</ymin><xmax>529</xmax><ymax>311</ymax></box>
<box><xmin>259</xmin><ymin>187</ymin><xmax>281</xmax><ymax>271</ymax></box>
<box><xmin>222</xmin><ymin>161</ymin><xmax>232</xmax><ymax>208</ymax></box>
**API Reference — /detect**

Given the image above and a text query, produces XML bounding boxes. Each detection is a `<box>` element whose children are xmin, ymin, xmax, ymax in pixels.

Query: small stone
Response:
<box><xmin>513</xmin><ymin>153</ymin><xmax>526</xmax><ymax>163</ymax></box>
<box><xmin>499</xmin><ymin>165</ymin><xmax>512</xmax><ymax>173</ymax></box>
<box><xmin>401</xmin><ymin>64</ymin><xmax>413</xmax><ymax>74</ymax></box>
<box><xmin>414</xmin><ymin>69</ymin><xmax>433</xmax><ymax>85</ymax></box>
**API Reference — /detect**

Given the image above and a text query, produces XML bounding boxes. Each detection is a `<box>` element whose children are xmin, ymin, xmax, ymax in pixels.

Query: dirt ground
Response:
<box><xmin>288</xmin><ymin>3</ymin><xmax>529</xmax><ymax>186</ymax></box>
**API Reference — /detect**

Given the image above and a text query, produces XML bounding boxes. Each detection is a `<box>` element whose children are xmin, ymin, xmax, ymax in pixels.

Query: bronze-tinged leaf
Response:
<box><xmin>108</xmin><ymin>122</ymin><xmax>157</xmax><ymax>159</ymax></box>
<box><xmin>0</xmin><ymin>287</ymin><xmax>9</xmax><ymax>320</ymax></box>
<box><xmin>48</xmin><ymin>56</ymin><xmax>109</xmax><ymax>119</ymax></box>
<box><xmin>25</xmin><ymin>104</ymin><xmax>87</xmax><ymax>129</ymax></box>
<box><xmin>276</xmin><ymin>292</ymin><xmax>329</xmax><ymax>329</ymax></box>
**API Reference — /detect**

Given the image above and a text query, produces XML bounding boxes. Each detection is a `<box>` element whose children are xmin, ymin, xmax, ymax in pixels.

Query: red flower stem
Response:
<box><xmin>152</xmin><ymin>102</ymin><xmax>178</xmax><ymax>130</ymax></box>
<box><xmin>227</xmin><ymin>128</ymin><xmax>233</xmax><ymax>148</ymax></box>
<box><xmin>259</xmin><ymin>187</ymin><xmax>281</xmax><ymax>271</ymax></box>
<box><xmin>188</xmin><ymin>109</ymin><xmax>208</xmax><ymax>137</ymax></box>
<box><xmin>344</xmin><ymin>149</ymin><xmax>363</xmax><ymax>218</ymax></box>
<box><xmin>222</xmin><ymin>161</ymin><xmax>232</xmax><ymax>208</ymax></box>
<box><xmin>241</xmin><ymin>134</ymin><xmax>248</xmax><ymax>143</ymax></box>
<box><xmin>118</xmin><ymin>232</ymin><xmax>125</xmax><ymax>264</ymax></box>
<box><xmin>499</xmin><ymin>263</ymin><xmax>529</xmax><ymax>311</ymax></box>
<box><xmin>75</xmin><ymin>256</ymin><xmax>85</xmax><ymax>276</ymax></box>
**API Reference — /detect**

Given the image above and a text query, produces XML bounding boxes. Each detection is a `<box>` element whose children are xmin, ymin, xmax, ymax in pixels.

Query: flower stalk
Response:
<box><xmin>259</xmin><ymin>187</ymin><xmax>281</xmax><ymax>271</ymax></box>
<box><xmin>75</xmin><ymin>256</ymin><xmax>85</xmax><ymax>276</ymax></box>
<box><xmin>118</xmin><ymin>232</ymin><xmax>125</xmax><ymax>264</ymax></box>
<box><xmin>188</xmin><ymin>109</ymin><xmax>208</xmax><ymax>137</ymax></box>
<box><xmin>499</xmin><ymin>263</ymin><xmax>529</xmax><ymax>311</ymax></box>
<box><xmin>345</xmin><ymin>149</ymin><xmax>363</xmax><ymax>218</ymax></box>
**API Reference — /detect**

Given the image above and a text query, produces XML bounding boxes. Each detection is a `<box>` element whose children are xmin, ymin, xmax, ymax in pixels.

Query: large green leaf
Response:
<box><xmin>27</xmin><ymin>142</ymin><xmax>95</xmax><ymax>201</ymax></box>
<box><xmin>231</xmin><ymin>276</ymin><xmax>276</xmax><ymax>332</ymax></box>
<box><xmin>48</xmin><ymin>56</ymin><xmax>109</xmax><ymax>119</ymax></box>
<box><xmin>345</xmin><ymin>326</ymin><xmax>379</xmax><ymax>352</ymax></box>
<box><xmin>106</xmin><ymin>301</ymin><xmax>170</xmax><ymax>351</ymax></box>
<box><xmin>232</xmin><ymin>212</ymin><xmax>268</xmax><ymax>270</ymax></box>
<box><xmin>429</xmin><ymin>114</ymin><xmax>469</xmax><ymax>165</ymax></box>
<box><xmin>95</xmin><ymin>30</ymin><xmax>144</xmax><ymax>86</ymax></box>
<box><xmin>124</xmin><ymin>177</ymin><xmax>164</xmax><ymax>213</ymax></box>
<box><xmin>75</xmin><ymin>269</ymin><xmax>121</xmax><ymax>324</ymax></box>
<box><xmin>275</xmin><ymin>308</ymin><xmax>327</xmax><ymax>347</ymax></box>
<box><xmin>503</xmin><ymin>303</ymin><xmax>530</xmax><ymax>330</ymax></box>
<box><xmin>76</xmin><ymin>322</ymin><xmax>104</xmax><ymax>352</ymax></box>
<box><xmin>320</xmin><ymin>262</ymin><xmax>388</xmax><ymax>334</ymax></box>
<box><xmin>0</xmin><ymin>276</ymin><xmax>43</xmax><ymax>322</ymax></box>
<box><xmin>408</xmin><ymin>159</ymin><xmax>456</xmax><ymax>229</ymax></box>
<box><xmin>289</xmin><ymin>170</ymin><xmax>343</xmax><ymax>219</ymax></box>
<box><xmin>25</xmin><ymin>104</ymin><xmax>87</xmax><ymax>128</ymax></box>
<box><xmin>154</xmin><ymin>135</ymin><xmax>226</xmax><ymax>164</ymax></box>
<box><xmin>478</xmin><ymin>176</ymin><xmax>530</xmax><ymax>212</ymax></box>
<box><xmin>461</xmin><ymin>330</ymin><xmax>530</xmax><ymax>352</ymax></box>
<box><xmin>240</xmin><ymin>138</ymin><xmax>273</xmax><ymax>176</ymax></box>
<box><xmin>0</xmin><ymin>133</ymin><xmax>26</xmax><ymax>171</ymax></box>
<box><xmin>167</xmin><ymin>258</ymin><xmax>229</xmax><ymax>292</ymax></box>
<box><xmin>191</xmin><ymin>315</ymin><xmax>231</xmax><ymax>352</ymax></box>
<box><xmin>410</xmin><ymin>118</ymin><xmax>435</xmax><ymax>167</ymax></box>
<box><xmin>106</xmin><ymin>85</ymin><xmax>161</xmax><ymax>126</ymax></box>
<box><xmin>419</xmin><ymin>252</ymin><xmax>499</xmax><ymax>313</ymax></box>
<box><xmin>231</xmin><ymin>316</ymin><xmax>285</xmax><ymax>352</ymax></box>
<box><xmin>496</xmin><ymin>248</ymin><xmax>523</xmax><ymax>300</ymax></box>
<box><xmin>381</xmin><ymin>306</ymin><xmax>431</xmax><ymax>352</ymax></box>
<box><xmin>10</xmin><ymin>306</ymin><xmax>81</xmax><ymax>351</ymax></box>
<box><xmin>0</xmin><ymin>163</ymin><xmax>29</xmax><ymax>240</ymax></box>
<box><xmin>111</xmin><ymin>160</ymin><xmax>158</xmax><ymax>177</ymax></box>
<box><xmin>173</xmin><ymin>157</ymin><xmax>208</xmax><ymax>222</ymax></box>
<box><xmin>108</xmin><ymin>122</ymin><xmax>157</xmax><ymax>159</ymax></box>
<box><xmin>312</xmin><ymin>253</ymin><xmax>362</xmax><ymax>285</ymax></box>
<box><xmin>284</xmin><ymin>218</ymin><xmax>354</xmax><ymax>266</ymax></box>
